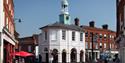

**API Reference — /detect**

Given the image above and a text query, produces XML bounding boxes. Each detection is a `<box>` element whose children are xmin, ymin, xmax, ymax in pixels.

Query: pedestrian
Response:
<box><xmin>113</xmin><ymin>54</ymin><xmax>120</xmax><ymax>63</ymax></box>
<box><xmin>39</xmin><ymin>54</ymin><xmax>42</xmax><ymax>63</ymax></box>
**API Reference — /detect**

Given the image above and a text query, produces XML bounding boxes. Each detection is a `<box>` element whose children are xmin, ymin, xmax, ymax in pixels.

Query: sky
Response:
<box><xmin>14</xmin><ymin>0</ymin><xmax>116</xmax><ymax>37</ymax></box>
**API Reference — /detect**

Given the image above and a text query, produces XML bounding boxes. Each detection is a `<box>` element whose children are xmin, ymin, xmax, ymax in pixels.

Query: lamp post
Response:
<box><xmin>14</xmin><ymin>18</ymin><xmax>22</xmax><ymax>63</ymax></box>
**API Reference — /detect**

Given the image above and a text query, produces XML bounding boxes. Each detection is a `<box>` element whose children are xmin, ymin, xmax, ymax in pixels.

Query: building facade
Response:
<box><xmin>82</xmin><ymin>21</ymin><xmax>118</xmax><ymax>61</ymax></box>
<box><xmin>0</xmin><ymin>0</ymin><xmax>17</xmax><ymax>63</ymax></box>
<box><xmin>19</xmin><ymin>34</ymin><xmax>39</xmax><ymax>57</ymax></box>
<box><xmin>116</xmin><ymin>0</ymin><xmax>125</xmax><ymax>63</ymax></box>
<box><xmin>39</xmin><ymin>0</ymin><xmax>85</xmax><ymax>63</ymax></box>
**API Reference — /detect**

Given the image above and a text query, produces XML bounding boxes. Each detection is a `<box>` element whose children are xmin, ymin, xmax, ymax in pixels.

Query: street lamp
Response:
<box><xmin>14</xmin><ymin>18</ymin><xmax>22</xmax><ymax>63</ymax></box>
<box><xmin>14</xmin><ymin>18</ymin><xmax>22</xmax><ymax>23</ymax></box>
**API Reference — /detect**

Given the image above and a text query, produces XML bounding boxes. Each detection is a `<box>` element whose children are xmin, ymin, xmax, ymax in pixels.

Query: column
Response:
<box><xmin>83</xmin><ymin>51</ymin><xmax>85</xmax><ymax>62</ymax></box>
<box><xmin>49</xmin><ymin>52</ymin><xmax>53</xmax><ymax>63</ymax></box>
<box><xmin>77</xmin><ymin>53</ymin><xmax>80</xmax><ymax>62</ymax></box>
<box><xmin>58</xmin><ymin>52</ymin><xmax>62</xmax><ymax>63</ymax></box>
<box><xmin>0</xmin><ymin>33</ymin><xmax>2</xmax><ymax>63</ymax></box>
<box><xmin>67</xmin><ymin>52</ymin><xmax>70</xmax><ymax>63</ymax></box>
<box><xmin>97</xmin><ymin>52</ymin><xmax>100</xmax><ymax>59</ymax></box>
<box><xmin>0</xmin><ymin>34</ymin><xmax>3</xmax><ymax>63</ymax></box>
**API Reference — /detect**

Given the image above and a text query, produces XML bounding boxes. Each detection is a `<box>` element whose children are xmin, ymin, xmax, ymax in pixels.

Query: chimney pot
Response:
<box><xmin>74</xmin><ymin>18</ymin><xmax>79</xmax><ymax>26</ymax></box>
<box><xmin>102</xmin><ymin>24</ymin><xmax>108</xmax><ymax>29</ymax></box>
<box><xmin>89</xmin><ymin>21</ymin><xmax>95</xmax><ymax>27</ymax></box>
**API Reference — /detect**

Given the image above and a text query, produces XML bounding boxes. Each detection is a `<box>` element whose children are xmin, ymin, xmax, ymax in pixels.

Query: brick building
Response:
<box><xmin>116</xmin><ymin>0</ymin><xmax>125</xmax><ymax>37</ymax></box>
<box><xmin>19</xmin><ymin>34</ymin><xmax>39</xmax><ymax>57</ymax></box>
<box><xmin>116</xmin><ymin>0</ymin><xmax>125</xmax><ymax>63</ymax></box>
<box><xmin>0</xmin><ymin>0</ymin><xmax>18</xmax><ymax>63</ymax></box>
<box><xmin>81</xmin><ymin>21</ymin><xmax>118</xmax><ymax>61</ymax></box>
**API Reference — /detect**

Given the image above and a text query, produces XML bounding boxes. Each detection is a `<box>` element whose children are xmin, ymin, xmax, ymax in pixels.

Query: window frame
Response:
<box><xmin>62</xmin><ymin>30</ymin><xmax>66</xmax><ymax>40</ymax></box>
<box><xmin>80</xmin><ymin>32</ymin><xmax>83</xmax><ymax>41</ymax></box>
<box><xmin>72</xmin><ymin>31</ymin><xmax>75</xmax><ymax>41</ymax></box>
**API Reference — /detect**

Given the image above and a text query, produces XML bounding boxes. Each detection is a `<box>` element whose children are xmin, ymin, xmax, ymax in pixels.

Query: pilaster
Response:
<box><xmin>77</xmin><ymin>53</ymin><xmax>80</xmax><ymax>62</ymax></box>
<box><xmin>58</xmin><ymin>52</ymin><xmax>62</xmax><ymax>63</ymax></box>
<box><xmin>0</xmin><ymin>33</ymin><xmax>4</xmax><ymax>63</ymax></box>
<box><xmin>67</xmin><ymin>52</ymin><xmax>70</xmax><ymax>63</ymax></box>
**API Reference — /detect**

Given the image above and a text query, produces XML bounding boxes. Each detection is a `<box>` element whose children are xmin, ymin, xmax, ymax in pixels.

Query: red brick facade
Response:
<box><xmin>116</xmin><ymin>0</ymin><xmax>125</xmax><ymax>37</ymax></box>
<box><xmin>82</xmin><ymin>25</ymin><xmax>117</xmax><ymax>51</ymax></box>
<box><xmin>19</xmin><ymin>34</ymin><xmax>38</xmax><ymax>54</ymax></box>
<box><xmin>2</xmin><ymin>0</ymin><xmax>16</xmax><ymax>63</ymax></box>
<box><xmin>4</xmin><ymin>0</ymin><xmax>15</xmax><ymax>35</ymax></box>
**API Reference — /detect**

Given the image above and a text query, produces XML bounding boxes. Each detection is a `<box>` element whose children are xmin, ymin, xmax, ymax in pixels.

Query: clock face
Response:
<box><xmin>66</xmin><ymin>16</ymin><xmax>69</xmax><ymax>20</ymax></box>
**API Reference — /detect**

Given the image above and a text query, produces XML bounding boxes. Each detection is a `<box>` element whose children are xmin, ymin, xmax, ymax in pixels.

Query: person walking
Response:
<box><xmin>39</xmin><ymin>54</ymin><xmax>42</xmax><ymax>63</ymax></box>
<box><xmin>113</xmin><ymin>54</ymin><xmax>120</xmax><ymax>63</ymax></box>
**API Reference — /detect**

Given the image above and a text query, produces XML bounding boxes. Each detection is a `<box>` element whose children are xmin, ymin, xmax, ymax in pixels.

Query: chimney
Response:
<box><xmin>102</xmin><ymin>24</ymin><xmax>108</xmax><ymax>29</ymax></box>
<box><xmin>74</xmin><ymin>18</ymin><xmax>80</xmax><ymax>26</ymax></box>
<box><xmin>89</xmin><ymin>21</ymin><xmax>95</xmax><ymax>27</ymax></box>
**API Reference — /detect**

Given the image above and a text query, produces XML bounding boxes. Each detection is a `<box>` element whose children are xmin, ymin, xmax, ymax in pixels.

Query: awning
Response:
<box><xmin>14</xmin><ymin>51</ymin><xmax>34</xmax><ymax>57</ymax></box>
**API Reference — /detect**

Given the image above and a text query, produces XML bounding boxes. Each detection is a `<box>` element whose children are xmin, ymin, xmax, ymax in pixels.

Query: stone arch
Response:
<box><xmin>62</xmin><ymin>49</ymin><xmax>67</xmax><ymax>63</ymax></box>
<box><xmin>70</xmin><ymin>48</ymin><xmax>77</xmax><ymax>62</ymax></box>
<box><xmin>52</xmin><ymin>49</ymin><xmax>58</xmax><ymax>63</ymax></box>
<box><xmin>80</xmin><ymin>50</ymin><xmax>84</xmax><ymax>62</ymax></box>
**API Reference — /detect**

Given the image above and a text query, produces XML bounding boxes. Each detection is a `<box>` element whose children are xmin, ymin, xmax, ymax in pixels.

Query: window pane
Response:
<box><xmin>72</xmin><ymin>32</ymin><xmax>75</xmax><ymax>41</ymax></box>
<box><xmin>51</xmin><ymin>31</ymin><xmax>57</xmax><ymax>40</ymax></box>
<box><xmin>80</xmin><ymin>33</ymin><xmax>83</xmax><ymax>41</ymax></box>
<box><xmin>86</xmin><ymin>42</ymin><xmax>88</xmax><ymax>49</ymax></box>
<box><xmin>62</xmin><ymin>30</ymin><xmax>66</xmax><ymax>40</ymax></box>
<box><xmin>90</xmin><ymin>32</ymin><xmax>93</xmax><ymax>37</ymax></box>
<box><xmin>45</xmin><ymin>31</ymin><xmax>47</xmax><ymax>40</ymax></box>
<box><xmin>104</xmin><ymin>43</ymin><xmax>106</xmax><ymax>48</ymax></box>
<box><xmin>85</xmin><ymin>32</ymin><xmax>88</xmax><ymax>37</ymax></box>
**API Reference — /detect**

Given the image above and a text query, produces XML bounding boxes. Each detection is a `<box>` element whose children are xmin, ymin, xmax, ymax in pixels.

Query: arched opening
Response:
<box><xmin>62</xmin><ymin>49</ymin><xmax>66</xmax><ymax>63</ymax></box>
<box><xmin>44</xmin><ymin>48</ymin><xmax>48</xmax><ymax>63</ymax></box>
<box><xmin>52</xmin><ymin>49</ymin><xmax>58</xmax><ymax>63</ymax></box>
<box><xmin>80</xmin><ymin>50</ymin><xmax>84</xmax><ymax>62</ymax></box>
<box><xmin>70</xmin><ymin>48</ymin><xmax>77</xmax><ymax>62</ymax></box>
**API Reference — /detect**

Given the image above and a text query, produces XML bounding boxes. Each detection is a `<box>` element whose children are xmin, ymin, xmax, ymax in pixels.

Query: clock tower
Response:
<box><xmin>59</xmin><ymin>0</ymin><xmax>70</xmax><ymax>25</ymax></box>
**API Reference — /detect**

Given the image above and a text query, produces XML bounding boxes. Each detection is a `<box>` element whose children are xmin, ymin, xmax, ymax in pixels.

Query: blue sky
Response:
<box><xmin>14</xmin><ymin>0</ymin><xmax>116</xmax><ymax>37</ymax></box>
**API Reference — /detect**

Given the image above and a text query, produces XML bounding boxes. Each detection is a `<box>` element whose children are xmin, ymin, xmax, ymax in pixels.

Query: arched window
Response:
<box><xmin>52</xmin><ymin>49</ymin><xmax>58</xmax><ymax>63</ymax></box>
<box><xmin>80</xmin><ymin>50</ymin><xmax>84</xmax><ymax>62</ymax></box>
<box><xmin>62</xmin><ymin>49</ymin><xmax>66</xmax><ymax>63</ymax></box>
<box><xmin>70</xmin><ymin>48</ymin><xmax>77</xmax><ymax>62</ymax></box>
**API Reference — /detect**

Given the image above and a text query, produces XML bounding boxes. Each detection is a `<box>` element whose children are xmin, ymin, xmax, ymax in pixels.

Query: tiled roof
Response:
<box><xmin>40</xmin><ymin>22</ymin><xmax>84</xmax><ymax>32</ymax></box>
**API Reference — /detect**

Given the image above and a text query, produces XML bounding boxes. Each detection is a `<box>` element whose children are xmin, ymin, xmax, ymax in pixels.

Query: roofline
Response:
<box><xmin>81</xmin><ymin>25</ymin><xmax>116</xmax><ymax>33</ymax></box>
<box><xmin>40</xmin><ymin>25</ymin><xmax>85</xmax><ymax>32</ymax></box>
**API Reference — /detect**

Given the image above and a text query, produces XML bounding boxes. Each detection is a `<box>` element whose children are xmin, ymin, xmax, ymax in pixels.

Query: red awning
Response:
<box><xmin>14</xmin><ymin>51</ymin><xmax>34</xmax><ymax>57</ymax></box>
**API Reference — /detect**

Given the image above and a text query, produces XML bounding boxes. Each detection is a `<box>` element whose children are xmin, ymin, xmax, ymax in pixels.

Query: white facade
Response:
<box><xmin>39</xmin><ymin>28</ymin><xmax>85</xmax><ymax>63</ymax></box>
<box><xmin>0</xmin><ymin>0</ymin><xmax>4</xmax><ymax>62</ymax></box>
